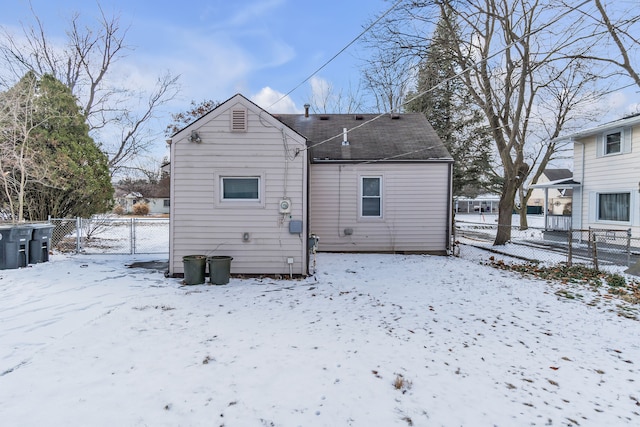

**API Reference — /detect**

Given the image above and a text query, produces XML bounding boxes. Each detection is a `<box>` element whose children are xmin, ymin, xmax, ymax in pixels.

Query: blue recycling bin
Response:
<box><xmin>0</xmin><ymin>225</ymin><xmax>34</xmax><ymax>269</ymax></box>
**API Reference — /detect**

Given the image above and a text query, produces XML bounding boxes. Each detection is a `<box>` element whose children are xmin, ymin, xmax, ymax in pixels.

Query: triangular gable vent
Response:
<box><xmin>231</xmin><ymin>109</ymin><xmax>247</xmax><ymax>132</ymax></box>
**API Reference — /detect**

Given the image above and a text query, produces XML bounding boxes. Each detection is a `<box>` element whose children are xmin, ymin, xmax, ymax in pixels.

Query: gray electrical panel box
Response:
<box><xmin>289</xmin><ymin>220</ymin><xmax>303</xmax><ymax>234</ymax></box>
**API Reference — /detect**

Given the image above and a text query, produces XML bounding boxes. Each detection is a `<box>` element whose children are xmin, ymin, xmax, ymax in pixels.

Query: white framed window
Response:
<box><xmin>215</xmin><ymin>171</ymin><xmax>266</xmax><ymax>208</ymax></box>
<box><xmin>605</xmin><ymin>130</ymin><xmax>621</xmax><ymax>155</ymax></box>
<box><xmin>221</xmin><ymin>177</ymin><xmax>260</xmax><ymax>200</ymax></box>
<box><xmin>361</xmin><ymin>176</ymin><xmax>382</xmax><ymax>217</ymax></box>
<box><xmin>597</xmin><ymin>192</ymin><xmax>630</xmax><ymax>222</ymax></box>
<box><xmin>597</xmin><ymin>127</ymin><xmax>632</xmax><ymax>157</ymax></box>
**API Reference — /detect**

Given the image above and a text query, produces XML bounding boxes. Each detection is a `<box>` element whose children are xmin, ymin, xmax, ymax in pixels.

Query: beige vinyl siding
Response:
<box><xmin>310</xmin><ymin>163</ymin><xmax>450</xmax><ymax>253</ymax></box>
<box><xmin>169</xmin><ymin>100</ymin><xmax>308</xmax><ymax>275</ymax></box>
<box><xmin>574</xmin><ymin>125</ymin><xmax>640</xmax><ymax>236</ymax></box>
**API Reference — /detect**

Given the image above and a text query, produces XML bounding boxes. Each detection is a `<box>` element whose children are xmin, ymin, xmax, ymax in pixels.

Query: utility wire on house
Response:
<box><xmin>267</xmin><ymin>0</ymin><xmax>403</xmax><ymax>110</ymax></box>
<box><xmin>303</xmin><ymin>0</ymin><xmax>592</xmax><ymax>157</ymax></box>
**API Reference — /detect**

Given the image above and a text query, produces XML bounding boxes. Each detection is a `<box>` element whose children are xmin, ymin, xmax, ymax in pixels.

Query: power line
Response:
<box><xmin>306</xmin><ymin>0</ymin><xmax>593</xmax><ymax>153</ymax></box>
<box><xmin>267</xmin><ymin>0</ymin><xmax>403</xmax><ymax>110</ymax></box>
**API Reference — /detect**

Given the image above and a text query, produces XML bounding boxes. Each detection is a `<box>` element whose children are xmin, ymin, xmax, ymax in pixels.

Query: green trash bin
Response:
<box><xmin>207</xmin><ymin>256</ymin><xmax>233</xmax><ymax>285</ymax></box>
<box><xmin>182</xmin><ymin>255</ymin><xmax>207</xmax><ymax>285</ymax></box>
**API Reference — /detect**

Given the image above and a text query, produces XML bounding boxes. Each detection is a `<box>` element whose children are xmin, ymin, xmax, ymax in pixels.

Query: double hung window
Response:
<box><xmin>361</xmin><ymin>177</ymin><xmax>382</xmax><ymax>217</ymax></box>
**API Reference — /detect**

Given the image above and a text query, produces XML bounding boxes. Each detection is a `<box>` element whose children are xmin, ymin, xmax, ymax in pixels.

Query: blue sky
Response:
<box><xmin>2</xmin><ymin>0</ymin><xmax>639</xmax><ymax>168</ymax></box>
<box><xmin>3</xmin><ymin>0</ymin><xmax>390</xmax><ymax>115</ymax></box>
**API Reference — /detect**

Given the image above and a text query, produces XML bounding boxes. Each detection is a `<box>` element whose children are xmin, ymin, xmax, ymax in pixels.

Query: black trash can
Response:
<box><xmin>29</xmin><ymin>223</ymin><xmax>55</xmax><ymax>264</ymax></box>
<box><xmin>207</xmin><ymin>256</ymin><xmax>233</xmax><ymax>285</ymax></box>
<box><xmin>0</xmin><ymin>225</ymin><xmax>34</xmax><ymax>270</ymax></box>
<box><xmin>182</xmin><ymin>255</ymin><xmax>207</xmax><ymax>285</ymax></box>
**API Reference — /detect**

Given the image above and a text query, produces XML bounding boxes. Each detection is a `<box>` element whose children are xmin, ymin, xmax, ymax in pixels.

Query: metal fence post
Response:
<box><xmin>592</xmin><ymin>232</ymin><xmax>599</xmax><ymax>271</ymax></box>
<box><xmin>567</xmin><ymin>229</ymin><xmax>573</xmax><ymax>267</ymax></box>
<box><xmin>627</xmin><ymin>228</ymin><xmax>632</xmax><ymax>267</ymax></box>
<box><xmin>130</xmin><ymin>217</ymin><xmax>134</xmax><ymax>255</ymax></box>
<box><xmin>76</xmin><ymin>217</ymin><xmax>81</xmax><ymax>254</ymax></box>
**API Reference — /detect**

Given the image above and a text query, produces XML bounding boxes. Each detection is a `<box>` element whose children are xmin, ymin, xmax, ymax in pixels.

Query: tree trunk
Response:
<box><xmin>495</xmin><ymin>181</ymin><xmax>518</xmax><ymax>245</ymax></box>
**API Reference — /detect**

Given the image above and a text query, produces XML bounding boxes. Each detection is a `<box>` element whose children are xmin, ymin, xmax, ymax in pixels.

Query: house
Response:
<box><xmin>454</xmin><ymin>193</ymin><xmax>500</xmax><ymax>214</ymax></box>
<box><xmin>527</xmin><ymin>169</ymin><xmax>573</xmax><ymax>215</ymax></box>
<box><xmin>168</xmin><ymin>94</ymin><xmax>453</xmax><ymax>277</ymax></box>
<box><xmin>277</xmin><ymin>110</ymin><xmax>453</xmax><ymax>255</ymax></box>
<box><xmin>114</xmin><ymin>191</ymin><xmax>170</xmax><ymax>216</ymax></box>
<box><xmin>114</xmin><ymin>191</ymin><xmax>144</xmax><ymax>214</ymax></box>
<box><xmin>552</xmin><ymin>113</ymin><xmax>640</xmax><ymax>236</ymax></box>
<box><xmin>169</xmin><ymin>94</ymin><xmax>309</xmax><ymax>277</ymax></box>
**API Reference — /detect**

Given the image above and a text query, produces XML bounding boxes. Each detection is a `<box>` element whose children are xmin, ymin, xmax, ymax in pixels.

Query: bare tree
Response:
<box><xmin>367</xmin><ymin>0</ymin><xmax>611</xmax><ymax>244</ymax></box>
<box><xmin>360</xmin><ymin>13</ymin><xmax>418</xmax><ymax>114</ymax></box>
<box><xmin>306</xmin><ymin>77</ymin><xmax>366</xmax><ymax>114</ymax></box>
<box><xmin>565</xmin><ymin>0</ymin><xmax>640</xmax><ymax>89</ymax></box>
<box><xmin>0</xmin><ymin>4</ymin><xmax>180</xmax><ymax>175</ymax></box>
<box><xmin>0</xmin><ymin>73</ymin><xmax>49</xmax><ymax>222</ymax></box>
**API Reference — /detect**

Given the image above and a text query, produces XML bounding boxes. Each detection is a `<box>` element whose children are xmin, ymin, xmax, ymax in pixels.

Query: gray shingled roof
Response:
<box><xmin>543</xmin><ymin>169</ymin><xmax>573</xmax><ymax>182</ymax></box>
<box><xmin>276</xmin><ymin>113</ymin><xmax>452</xmax><ymax>162</ymax></box>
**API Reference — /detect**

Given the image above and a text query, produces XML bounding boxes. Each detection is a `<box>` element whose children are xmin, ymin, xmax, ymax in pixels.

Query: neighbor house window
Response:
<box><xmin>221</xmin><ymin>177</ymin><xmax>260</xmax><ymax>200</ymax></box>
<box><xmin>361</xmin><ymin>176</ymin><xmax>382</xmax><ymax>217</ymax></box>
<box><xmin>163</xmin><ymin>199</ymin><xmax>170</xmax><ymax>207</ymax></box>
<box><xmin>598</xmin><ymin>127</ymin><xmax>632</xmax><ymax>157</ymax></box>
<box><xmin>598</xmin><ymin>192</ymin><xmax>630</xmax><ymax>222</ymax></box>
<box><xmin>605</xmin><ymin>130</ymin><xmax>621</xmax><ymax>155</ymax></box>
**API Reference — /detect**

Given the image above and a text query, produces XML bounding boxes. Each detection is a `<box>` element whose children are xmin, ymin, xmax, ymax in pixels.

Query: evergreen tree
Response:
<box><xmin>406</xmin><ymin>9</ymin><xmax>498</xmax><ymax>197</ymax></box>
<box><xmin>0</xmin><ymin>73</ymin><xmax>113</xmax><ymax>220</ymax></box>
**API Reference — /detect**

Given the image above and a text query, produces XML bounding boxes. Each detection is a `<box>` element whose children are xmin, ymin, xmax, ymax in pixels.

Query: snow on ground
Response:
<box><xmin>1</xmin><ymin>250</ymin><xmax>639</xmax><ymax>426</ymax></box>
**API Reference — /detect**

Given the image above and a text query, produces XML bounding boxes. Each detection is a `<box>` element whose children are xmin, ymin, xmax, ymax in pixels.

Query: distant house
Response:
<box><xmin>454</xmin><ymin>194</ymin><xmax>500</xmax><ymax>214</ymax></box>
<box><xmin>528</xmin><ymin>169</ymin><xmax>573</xmax><ymax>215</ymax></box>
<box><xmin>114</xmin><ymin>191</ymin><xmax>170</xmax><ymax>216</ymax></box>
<box><xmin>114</xmin><ymin>191</ymin><xmax>144</xmax><ymax>214</ymax></box>
<box><xmin>553</xmin><ymin>113</ymin><xmax>640</xmax><ymax>236</ymax></box>
<box><xmin>168</xmin><ymin>94</ymin><xmax>453</xmax><ymax>277</ymax></box>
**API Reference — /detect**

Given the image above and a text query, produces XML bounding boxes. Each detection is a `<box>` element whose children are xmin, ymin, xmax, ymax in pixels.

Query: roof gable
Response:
<box><xmin>276</xmin><ymin>113</ymin><xmax>451</xmax><ymax>162</ymax></box>
<box><xmin>172</xmin><ymin>93</ymin><xmax>303</xmax><ymax>142</ymax></box>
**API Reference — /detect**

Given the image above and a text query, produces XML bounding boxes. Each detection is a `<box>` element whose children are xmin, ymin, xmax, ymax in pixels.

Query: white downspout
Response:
<box><xmin>572</xmin><ymin>138</ymin><xmax>585</xmax><ymax>230</ymax></box>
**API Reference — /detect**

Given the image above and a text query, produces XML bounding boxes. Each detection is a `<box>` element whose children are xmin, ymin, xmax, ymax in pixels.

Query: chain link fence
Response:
<box><xmin>49</xmin><ymin>216</ymin><xmax>168</xmax><ymax>254</ymax></box>
<box><xmin>455</xmin><ymin>219</ymin><xmax>640</xmax><ymax>269</ymax></box>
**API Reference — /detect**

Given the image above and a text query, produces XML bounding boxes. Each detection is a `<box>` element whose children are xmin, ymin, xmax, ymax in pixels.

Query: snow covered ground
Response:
<box><xmin>1</xmin><ymin>249</ymin><xmax>639</xmax><ymax>426</ymax></box>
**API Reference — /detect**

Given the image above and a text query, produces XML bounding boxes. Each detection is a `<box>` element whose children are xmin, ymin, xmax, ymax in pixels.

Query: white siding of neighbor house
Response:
<box><xmin>147</xmin><ymin>198</ymin><xmax>170</xmax><ymax>215</ymax></box>
<box><xmin>309</xmin><ymin>162</ymin><xmax>451</xmax><ymax>253</ymax></box>
<box><xmin>169</xmin><ymin>98</ymin><xmax>308</xmax><ymax>276</ymax></box>
<box><xmin>573</xmin><ymin>124</ymin><xmax>640</xmax><ymax>236</ymax></box>
<box><xmin>529</xmin><ymin>174</ymin><xmax>572</xmax><ymax>215</ymax></box>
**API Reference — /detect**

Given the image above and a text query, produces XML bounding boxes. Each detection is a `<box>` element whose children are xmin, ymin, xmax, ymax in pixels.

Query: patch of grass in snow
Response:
<box><xmin>393</xmin><ymin>373</ymin><xmax>412</xmax><ymax>393</ymax></box>
<box><xmin>486</xmin><ymin>258</ymin><xmax>640</xmax><ymax>315</ymax></box>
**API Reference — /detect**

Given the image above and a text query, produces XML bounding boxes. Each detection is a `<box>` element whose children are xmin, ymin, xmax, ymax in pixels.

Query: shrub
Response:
<box><xmin>112</xmin><ymin>205</ymin><xmax>125</xmax><ymax>215</ymax></box>
<box><xmin>607</xmin><ymin>273</ymin><xmax>626</xmax><ymax>288</ymax></box>
<box><xmin>132</xmin><ymin>203</ymin><xmax>149</xmax><ymax>216</ymax></box>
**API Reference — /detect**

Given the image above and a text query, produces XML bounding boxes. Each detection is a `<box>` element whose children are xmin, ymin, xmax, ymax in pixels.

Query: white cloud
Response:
<box><xmin>224</xmin><ymin>0</ymin><xmax>286</xmax><ymax>27</ymax></box>
<box><xmin>251</xmin><ymin>87</ymin><xmax>300</xmax><ymax>114</ymax></box>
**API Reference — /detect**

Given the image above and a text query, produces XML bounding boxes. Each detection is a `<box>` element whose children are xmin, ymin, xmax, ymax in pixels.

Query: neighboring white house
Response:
<box><xmin>147</xmin><ymin>198</ymin><xmax>170</xmax><ymax>215</ymax></box>
<box><xmin>114</xmin><ymin>192</ymin><xmax>143</xmax><ymax>213</ymax></box>
<box><xmin>168</xmin><ymin>94</ymin><xmax>453</xmax><ymax>277</ymax></box>
<box><xmin>553</xmin><ymin>113</ymin><xmax>640</xmax><ymax>236</ymax></box>
<box><xmin>528</xmin><ymin>169</ymin><xmax>573</xmax><ymax>215</ymax></box>
<box><xmin>114</xmin><ymin>192</ymin><xmax>170</xmax><ymax>215</ymax></box>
